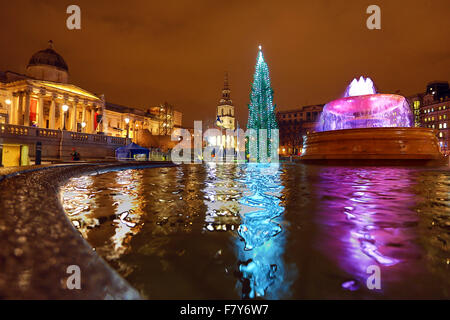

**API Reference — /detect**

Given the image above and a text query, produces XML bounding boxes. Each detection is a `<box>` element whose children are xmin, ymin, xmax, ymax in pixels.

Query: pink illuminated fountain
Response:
<box><xmin>301</xmin><ymin>76</ymin><xmax>444</xmax><ymax>163</ymax></box>
<box><xmin>316</xmin><ymin>76</ymin><xmax>413</xmax><ymax>132</ymax></box>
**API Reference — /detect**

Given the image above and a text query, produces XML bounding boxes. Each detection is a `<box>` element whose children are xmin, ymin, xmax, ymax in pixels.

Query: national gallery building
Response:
<box><xmin>0</xmin><ymin>41</ymin><xmax>182</xmax><ymax>166</ymax></box>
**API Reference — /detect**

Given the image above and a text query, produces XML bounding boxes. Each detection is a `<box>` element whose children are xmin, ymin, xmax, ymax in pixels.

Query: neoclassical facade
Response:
<box><xmin>0</xmin><ymin>41</ymin><xmax>183</xmax><ymax>165</ymax></box>
<box><xmin>104</xmin><ymin>102</ymin><xmax>183</xmax><ymax>141</ymax></box>
<box><xmin>0</xmin><ymin>41</ymin><xmax>106</xmax><ymax>134</ymax></box>
<box><xmin>0</xmin><ymin>41</ymin><xmax>183</xmax><ymax>140</ymax></box>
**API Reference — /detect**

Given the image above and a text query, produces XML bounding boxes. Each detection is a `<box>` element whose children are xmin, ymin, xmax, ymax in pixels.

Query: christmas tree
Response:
<box><xmin>246</xmin><ymin>46</ymin><xmax>278</xmax><ymax>162</ymax></box>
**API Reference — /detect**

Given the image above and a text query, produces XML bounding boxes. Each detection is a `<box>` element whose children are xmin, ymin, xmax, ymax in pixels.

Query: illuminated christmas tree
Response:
<box><xmin>246</xmin><ymin>46</ymin><xmax>278</xmax><ymax>162</ymax></box>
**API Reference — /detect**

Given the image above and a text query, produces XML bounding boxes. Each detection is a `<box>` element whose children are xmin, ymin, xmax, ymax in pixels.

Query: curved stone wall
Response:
<box><xmin>301</xmin><ymin>127</ymin><xmax>445</xmax><ymax>161</ymax></box>
<box><xmin>0</xmin><ymin>161</ymin><xmax>175</xmax><ymax>299</ymax></box>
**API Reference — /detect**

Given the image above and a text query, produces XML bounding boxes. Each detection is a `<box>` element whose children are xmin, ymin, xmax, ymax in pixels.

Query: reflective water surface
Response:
<box><xmin>61</xmin><ymin>163</ymin><xmax>450</xmax><ymax>299</ymax></box>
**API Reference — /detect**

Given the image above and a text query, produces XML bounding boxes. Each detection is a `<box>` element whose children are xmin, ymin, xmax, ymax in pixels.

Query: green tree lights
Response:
<box><xmin>246</xmin><ymin>46</ymin><xmax>278</xmax><ymax>162</ymax></box>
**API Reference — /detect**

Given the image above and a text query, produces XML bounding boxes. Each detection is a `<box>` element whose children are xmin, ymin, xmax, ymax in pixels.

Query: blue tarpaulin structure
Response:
<box><xmin>115</xmin><ymin>143</ymin><xmax>150</xmax><ymax>161</ymax></box>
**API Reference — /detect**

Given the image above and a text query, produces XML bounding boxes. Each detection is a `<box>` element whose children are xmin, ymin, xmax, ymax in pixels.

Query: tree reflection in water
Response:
<box><xmin>236</xmin><ymin>163</ymin><xmax>290</xmax><ymax>299</ymax></box>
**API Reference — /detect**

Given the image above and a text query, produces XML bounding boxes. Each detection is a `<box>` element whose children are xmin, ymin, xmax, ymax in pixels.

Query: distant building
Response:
<box><xmin>407</xmin><ymin>81</ymin><xmax>449</xmax><ymax>153</ymax></box>
<box><xmin>0</xmin><ymin>41</ymin><xmax>183</xmax><ymax>165</ymax></box>
<box><xmin>406</xmin><ymin>93</ymin><xmax>424</xmax><ymax>127</ymax></box>
<box><xmin>0</xmin><ymin>41</ymin><xmax>106</xmax><ymax>133</ymax></box>
<box><xmin>419</xmin><ymin>81</ymin><xmax>450</xmax><ymax>152</ymax></box>
<box><xmin>207</xmin><ymin>73</ymin><xmax>237</xmax><ymax>152</ymax></box>
<box><xmin>276</xmin><ymin>104</ymin><xmax>324</xmax><ymax>155</ymax></box>
<box><xmin>216</xmin><ymin>72</ymin><xmax>235</xmax><ymax>131</ymax></box>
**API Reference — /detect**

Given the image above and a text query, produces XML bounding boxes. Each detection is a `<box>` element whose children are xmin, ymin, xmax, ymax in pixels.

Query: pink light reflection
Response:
<box><xmin>314</xmin><ymin>167</ymin><xmax>421</xmax><ymax>290</ymax></box>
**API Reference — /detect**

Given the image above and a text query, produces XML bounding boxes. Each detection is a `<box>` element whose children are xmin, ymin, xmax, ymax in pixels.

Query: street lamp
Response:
<box><xmin>62</xmin><ymin>104</ymin><xmax>69</xmax><ymax>130</ymax></box>
<box><xmin>81</xmin><ymin>122</ymin><xmax>86</xmax><ymax>132</ymax></box>
<box><xmin>124</xmin><ymin>117</ymin><xmax>130</xmax><ymax>139</ymax></box>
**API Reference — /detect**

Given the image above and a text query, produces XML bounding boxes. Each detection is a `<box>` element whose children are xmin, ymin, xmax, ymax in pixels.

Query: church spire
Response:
<box><xmin>219</xmin><ymin>72</ymin><xmax>232</xmax><ymax>106</ymax></box>
<box><xmin>216</xmin><ymin>72</ymin><xmax>235</xmax><ymax>131</ymax></box>
<box><xmin>223</xmin><ymin>72</ymin><xmax>229</xmax><ymax>91</ymax></box>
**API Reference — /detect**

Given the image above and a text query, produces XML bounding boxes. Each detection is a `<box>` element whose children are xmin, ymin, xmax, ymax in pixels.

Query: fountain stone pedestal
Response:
<box><xmin>301</xmin><ymin>127</ymin><xmax>445</xmax><ymax>162</ymax></box>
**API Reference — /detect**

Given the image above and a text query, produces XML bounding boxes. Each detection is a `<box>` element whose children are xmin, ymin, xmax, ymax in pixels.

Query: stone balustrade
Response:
<box><xmin>37</xmin><ymin>128</ymin><xmax>61</xmax><ymax>139</ymax></box>
<box><xmin>0</xmin><ymin>123</ymin><xmax>32</xmax><ymax>136</ymax></box>
<box><xmin>0</xmin><ymin>124</ymin><xmax>131</xmax><ymax>161</ymax></box>
<box><xmin>0</xmin><ymin>123</ymin><xmax>128</xmax><ymax>145</ymax></box>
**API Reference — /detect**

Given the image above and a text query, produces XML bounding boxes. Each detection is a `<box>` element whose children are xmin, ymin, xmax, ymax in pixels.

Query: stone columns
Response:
<box><xmin>99</xmin><ymin>95</ymin><xmax>106</xmax><ymax>134</ymax></box>
<box><xmin>11</xmin><ymin>93</ymin><xmax>19</xmax><ymax>125</ymax></box>
<box><xmin>17</xmin><ymin>92</ymin><xmax>24</xmax><ymax>125</ymax></box>
<box><xmin>49</xmin><ymin>95</ymin><xmax>56</xmax><ymax>129</ymax></box>
<box><xmin>81</xmin><ymin>105</ymin><xmax>86</xmax><ymax>132</ymax></box>
<box><xmin>91</xmin><ymin>106</ymin><xmax>97</xmax><ymax>134</ymax></box>
<box><xmin>61</xmin><ymin>103</ymin><xmax>66</xmax><ymax>130</ymax></box>
<box><xmin>23</xmin><ymin>89</ymin><xmax>31</xmax><ymax>126</ymax></box>
<box><xmin>38</xmin><ymin>89</ymin><xmax>45</xmax><ymax>128</ymax></box>
<box><xmin>84</xmin><ymin>106</ymin><xmax>90</xmax><ymax>133</ymax></box>
<box><xmin>71</xmin><ymin>101</ymin><xmax>77</xmax><ymax>132</ymax></box>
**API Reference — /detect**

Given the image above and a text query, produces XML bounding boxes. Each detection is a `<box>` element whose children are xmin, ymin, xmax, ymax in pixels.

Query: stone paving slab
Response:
<box><xmin>0</xmin><ymin>161</ymin><xmax>176</xmax><ymax>299</ymax></box>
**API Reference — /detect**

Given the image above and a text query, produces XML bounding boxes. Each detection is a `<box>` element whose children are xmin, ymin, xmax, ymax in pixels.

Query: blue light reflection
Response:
<box><xmin>236</xmin><ymin>163</ymin><xmax>289</xmax><ymax>299</ymax></box>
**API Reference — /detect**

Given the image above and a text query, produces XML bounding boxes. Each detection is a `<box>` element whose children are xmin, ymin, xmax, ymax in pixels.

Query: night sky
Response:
<box><xmin>0</xmin><ymin>0</ymin><xmax>449</xmax><ymax>127</ymax></box>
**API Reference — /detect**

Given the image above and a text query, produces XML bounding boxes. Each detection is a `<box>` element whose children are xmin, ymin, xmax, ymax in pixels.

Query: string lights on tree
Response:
<box><xmin>246</xmin><ymin>46</ymin><xmax>278</xmax><ymax>161</ymax></box>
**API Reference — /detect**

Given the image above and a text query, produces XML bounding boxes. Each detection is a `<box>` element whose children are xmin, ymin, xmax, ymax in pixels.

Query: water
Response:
<box><xmin>316</xmin><ymin>76</ymin><xmax>413</xmax><ymax>132</ymax></box>
<box><xmin>61</xmin><ymin>163</ymin><xmax>450</xmax><ymax>299</ymax></box>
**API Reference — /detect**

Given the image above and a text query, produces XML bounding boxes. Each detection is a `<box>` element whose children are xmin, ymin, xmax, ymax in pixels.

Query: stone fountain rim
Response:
<box><xmin>0</xmin><ymin>161</ymin><xmax>177</xmax><ymax>300</ymax></box>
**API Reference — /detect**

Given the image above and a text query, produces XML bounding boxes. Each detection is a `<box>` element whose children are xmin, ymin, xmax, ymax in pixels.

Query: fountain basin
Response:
<box><xmin>301</xmin><ymin>127</ymin><xmax>445</xmax><ymax>163</ymax></box>
<box><xmin>316</xmin><ymin>94</ymin><xmax>412</xmax><ymax>132</ymax></box>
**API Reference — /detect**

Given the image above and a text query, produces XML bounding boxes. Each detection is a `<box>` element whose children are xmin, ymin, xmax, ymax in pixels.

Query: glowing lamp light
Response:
<box><xmin>81</xmin><ymin>122</ymin><xmax>86</xmax><ymax>128</ymax></box>
<box><xmin>5</xmin><ymin>99</ymin><xmax>12</xmax><ymax>105</ymax></box>
<box><xmin>124</xmin><ymin>117</ymin><xmax>130</xmax><ymax>124</ymax></box>
<box><xmin>62</xmin><ymin>104</ymin><xmax>69</xmax><ymax>112</ymax></box>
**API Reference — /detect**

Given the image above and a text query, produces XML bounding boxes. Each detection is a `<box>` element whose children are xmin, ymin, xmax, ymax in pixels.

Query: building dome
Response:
<box><xmin>26</xmin><ymin>41</ymin><xmax>69</xmax><ymax>83</ymax></box>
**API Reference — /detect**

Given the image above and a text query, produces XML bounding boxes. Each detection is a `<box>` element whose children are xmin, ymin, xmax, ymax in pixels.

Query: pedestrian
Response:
<box><xmin>71</xmin><ymin>148</ymin><xmax>81</xmax><ymax>161</ymax></box>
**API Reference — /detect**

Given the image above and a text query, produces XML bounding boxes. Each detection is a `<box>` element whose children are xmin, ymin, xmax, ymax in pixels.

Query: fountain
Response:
<box><xmin>301</xmin><ymin>76</ymin><xmax>444</xmax><ymax>163</ymax></box>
